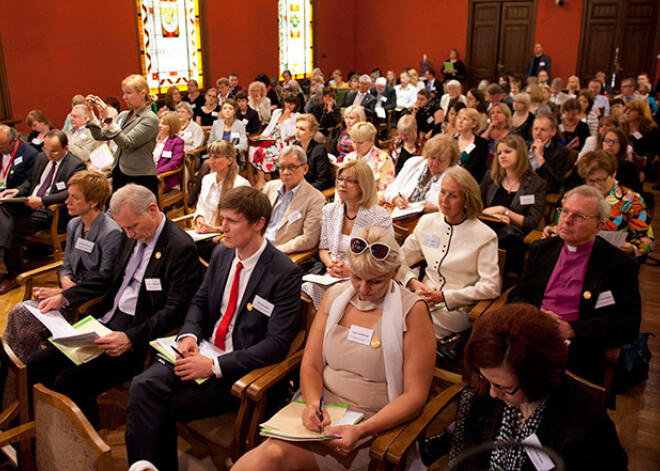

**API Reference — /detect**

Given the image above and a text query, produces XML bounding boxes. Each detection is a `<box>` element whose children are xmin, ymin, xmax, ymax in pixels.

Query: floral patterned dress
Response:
<box><xmin>344</xmin><ymin>146</ymin><xmax>395</xmax><ymax>193</ymax></box>
<box><xmin>604</xmin><ymin>184</ymin><xmax>655</xmax><ymax>257</ymax></box>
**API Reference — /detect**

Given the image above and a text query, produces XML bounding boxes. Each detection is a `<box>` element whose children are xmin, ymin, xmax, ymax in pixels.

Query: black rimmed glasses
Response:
<box><xmin>477</xmin><ymin>371</ymin><xmax>521</xmax><ymax>396</ymax></box>
<box><xmin>349</xmin><ymin>237</ymin><xmax>390</xmax><ymax>261</ymax></box>
<box><xmin>556</xmin><ymin>207</ymin><xmax>600</xmax><ymax>222</ymax></box>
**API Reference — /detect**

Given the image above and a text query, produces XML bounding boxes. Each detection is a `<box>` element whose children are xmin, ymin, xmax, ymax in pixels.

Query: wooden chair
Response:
<box><xmin>16</xmin><ymin>260</ymin><xmax>63</xmax><ymax>301</ymax></box>
<box><xmin>18</xmin><ymin>204</ymin><xmax>68</xmax><ymax>265</ymax></box>
<box><xmin>375</xmin><ymin>109</ymin><xmax>395</xmax><ymax>141</ymax></box>
<box><xmin>185</xmin><ymin>145</ymin><xmax>207</xmax><ymax>197</ymax></box>
<box><xmin>288</xmin><ymin>248</ymin><xmax>319</xmax><ymax>266</ymax></box>
<box><xmin>157</xmin><ymin>161</ymin><xmax>188</xmax><ymax>214</ymax></box>
<box><xmin>0</xmin><ymin>384</ymin><xmax>111</xmax><ymax>471</ymax></box>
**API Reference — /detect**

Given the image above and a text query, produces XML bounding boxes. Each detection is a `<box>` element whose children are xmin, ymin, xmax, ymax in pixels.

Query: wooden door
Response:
<box><xmin>0</xmin><ymin>31</ymin><xmax>12</xmax><ymax>123</ymax></box>
<box><xmin>577</xmin><ymin>0</ymin><xmax>660</xmax><ymax>86</ymax></box>
<box><xmin>466</xmin><ymin>0</ymin><xmax>537</xmax><ymax>88</ymax></box>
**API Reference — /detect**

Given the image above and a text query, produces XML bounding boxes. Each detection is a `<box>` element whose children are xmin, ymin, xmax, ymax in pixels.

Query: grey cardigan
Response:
<box><xmin>208</xmin><ymin>118</ymin><xmax>248</xmax><ymax>152</ymax></box>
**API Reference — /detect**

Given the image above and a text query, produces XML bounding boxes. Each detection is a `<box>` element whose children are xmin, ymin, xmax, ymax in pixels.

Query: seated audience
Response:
<box><xmin>480</xmin><ymin>103</ymin><xmax>512</xmax><ymax>154</ymax></box>
<box><xmin>255</xmin><ymin>73</ymin><xmax>280</xmax><ymax>110</ymax></box>
<box><xmin>331</xmin><ymin>104</ymin><xmax>367</xmax><ymax>163</ymax></box>
<box><xmin>305</xmin><ymin>84</ymin><xmax>324</xmax><ymax>115</ymax></box>
<box><xmin>30</xmin><ymin>184</ymin><xmax>200</xmax><ymax>423</ymax></box>
<box><xmin>347</xmin><ymin>73</ymin><xmax>360</xmax><ymax>92</ymax></box>
<box><xmin>343</xmin><ymin>74</ymin><xmax>376</xmax><ymax>116</ymax></box>
<box><xmin>4</xmin><ymin>171</ymin><xmax>121</xmax><ymax>361</ymax></box>
<box><xmin>215</xmin><ymin>77</ymin><xmax>232</xmax><ymax>104</ymax></box>
<box><xmin>527</xmin><ymin>84</ymin><xmax>552</xmax><ymax>116</ymax></box>
<box><xmin>248</xmin><ymin>81</ymin><xmax>273</xmax><ymax>126</ymax></box>
<box><xmin>388</xmin><ymin>115</ymin><xmax>425</xmax><ymax>174</ymax></box>
<box><xmin>440</xmin><ymin>80</ymin><xmax>467</xmax><ymax>114</ymax></box>
<box><xmin>424</xmin><ymin>68</ymin><xmax>443</xmax><ymax>99</ymax></box>
<box><xmin>235</xmin><ymin>91</ymin><xmax>261</xmax><ymax>136</ymax></box>
<box><xmin>302</xmin><ymin>160</ymin><xmax>393</xmax><ymax>308</ymax></box>
<box><xmin>528</xmin><ymin>113</ymin><xmax>571</xmax><ymax>193</ymax></box>
<box><xmin>578</xmin><ymin>116</ymin><xmax>628</xmax><ymax>159</ymax></box>
<box><xmin>262</xmin><ymin>145</ymin><xmax>325</xmax><ymax>254</ymax></box>
<box><xmin>509</xmin><ymin>185</ymin><xmax>641</xmax><ymax>383</ymax></box>
<box><xmin>549</xmin><ymin>77</ymin><xmax>570</xmax><ymax>107</ymax></box>
<box><xmin>408</xmin><ymin>68</ymin><xmax>425</xmax><ymax>91</ymax></box>
<box><xmin>412</xmin><ymin>88</ymin><xmax>442</xmax><ymax>139</ymax></box>
<box><xmin>153</xmin><ymin>111</ymin><xmax>185</xmax><ymax>192</ymax></box>
<box><xmin>330</xmin><ymin>69</ymin><xmax>350</xmax><ymax>90</ymax></box>
<box><xmin>457</xmin><ymin>108</ymin><xmax>490</xmax><ymax>182</ymax></box>
<box><xmin>598</xmin><ymin>128</ymin><xmax>641</xmax><ymax>193</ymax></box>
<box><xmin>559</xmin><ymin>98</ymin><xmax>590</xmax><ymax>151</ymax></box>
<box><xmin>26</xmin><ymin>110</ymin><xmax>54</xmax><ymax>152</ymax></box>
<box><xmin>293</xmin><ymin>114</ymin><xmax>332</xmax><ymax>191</ymax></box>
<box><xmin>482</xmin><ymin>135</ymin><xmax>547</xmax><ymax>271</ymax></box>
<box><xmin>485</xmin><ymin>84</ymin><xmax>512</xmax><ymax>111</ymax></box>
<box><xmin>509</xmin><ymin>78</ymin><xmax>522</xmax><ymax>98</ymax></box>
<box><xmin>248</xmin><ymin>95</ymin><xmax>299</xmax><ymax>189</ymax></box>
<box><xmin>195</xmin><ymin>88</ymin><xmax>221</xmax><ymax>131</ymax></box>
<box><xmin>386</xmin><ymin>134</ymin><xmax>459</xmax><ymax>213</ymax></box>
<box><xmin>609</xmin><ymin>97</ymin><xmax>625</xmax><ymax>122</ymax></box>
<box><xmin>344</xmin><ymin>122</ymin><xmax>395</xmax><ymax>199</ymax></box>
<box><xmin>163</xmin><ymin>86</ymin><xmax>182</xmax><ymax>112</ymax></box>
<box><xmin>65</xmin><ymin>104</ymin><xmax>100</xmax><ymax>163</ymax></box>
<box><xmin>208</xmin><ymin>98</ymin><xmax>248</xmax><ymax>153</ymax></box>
<box><xmin>394</xmin><ymin>69</ymin><xmax>418</xmax><ymax>113</ymax></box>
<box><xmin>464</xmin><ymin>88</ymin><xmax>489</xmax><ymax>132</ymax></box>
<box><xmin>0</xmin><ymin>130</ymin><xmax>86</xmax><ymax>294</ymax></box>
<box><xmin>637</xmin><ymin>82</ymin><xmax>658</xmax><ymax>115</ymax></box>
<box><xmin>234</xmin><ymin>226</ymin><xmax>435</xmax><ymax>471</ymax></box>
<box><xmin>540</xmin><ymin>84</ymin><xmax>559</xmax><ymax>117</ymax></box>
<box><xmin>310</xmin><ymin>87</ymin><xmax>341</xmax><ymax>138</ymax></box>
<box><xmin>0</xmin><ymin>124</ymin><xmax>37</xmax><ymax>190</ymax></box>
<box><xmin>588</xmin><ymin>78</ymin><xmax>610</xmax><ymax>117</ymax></box>
<box><xmin>436</xmin><ymin>100</ymin><xmax>465</xmax><ymax>136</ymax></box>
<box><xmin>577</xmin><ymin>89</ymin><xmax>599</xmax><ymax>136</ymax></box>
<box><xmin>183</xmin><ymin>78</ymin><xmax>205</xmax><ymax>112</ymax></box>
<box><xmin>510</xmin><ymin>92</ymin><xmax>535</xmax><ymax>141</ymax></box>
<box><xmin>445</xmin><ymin>303</ymin><xmax>628</xmax><ymax>470</ymax></box>
<box><xmin>397</xmin><ymin>166</ymin><xmax>500</xmax><ymax>340</ymax></box>
<box><xmin>566</xmin><ymin>75</ymin><xmax>580</xmax><ymax>98</ymax></box>
<box><xmin>228</xmin><ymin>72</ymin><xmax>245</xmax><ymax>96</ymax></box>
<box><xmin>622</xmin><ymin>100</ymin><xmax>659</xmax><ymax>164</ymax></box>
<box><xmin>282</xmin><ymin>80</ymin><xmax>306</xmax><ymax>112</ymax></box>
<box><xmin>125</xmin><ymin>186</ymin><xmax>301</xmax><ymax>471</ymax></box>
<box><xmin>62</xmin><ymin>94</ymin><xmax>85</xmax><ymax>132</ymax></box>
<box><xmin>369</xmin><ymin>77</ymin><xmax>397</xmax><ymax>122</ymax></box>
<box><xmin>175</xmin><ymin>101</ymin><xmax>205</xmax><ymax>152</ymax></box>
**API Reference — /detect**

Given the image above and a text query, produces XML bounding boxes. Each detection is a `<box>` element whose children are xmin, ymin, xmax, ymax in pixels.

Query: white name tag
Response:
<box><xmin>426</xmin><ymin>116</ymin><xmax>434</xmax><ymax>124</ymax></box>
<box><xmin>595</xmin><ymin>290</ymin><xmax>615</xmax><ymax>309</ymax></box>
<box><xmin>633</xmin><ymin>131</ymin><xmax>643</xmax><ymax>140</ymax></box>
<box><xmin>184</xmin><ymin>131</ymin><xmax>192</xmax><ymax>138</ymax></box>
<box><xmin>74</xmin><ymin>238</ymin><xmax>95</xmax><ymax>253</ymax></box>
<box><xmin>520</xmin><ymin>194</ymin><xmax>535</xmax><ymax>205</ymax></box>
<box><xmin>287</xmin><ymin>210</ymin><xmax>302</xmax><ymax>223</ymax></box>
<box><xmin>242</xmin><ymin>119</ymin><xmax>249</xmax><ymax>125</ymax></box>
<box><xmin>55</xmin><ymin>181</ymin><xmax>66</xmax><ymax>191</ymax></box>
<box><xmin>162</xmin><ymin>150</ymin><xmax>172</xmax><ymax>158</ymax></box>
<box><xmin>211</xmin><ymin>111</ymin><xmax>218</xmax><ymax>117</ymax></box>
<box><xmin>79</xmin><ymin>133</ymin><xmax>88</xmax><ymax>140</ymax></box>
<box><xmin>381</xmin><ymin>96</ymin><xmax>387</xmax><ymax>103</ymax></box>
<box><xmin>464</xmin><ymin>142</ymin><xmax>476</xmax><ymax>154</ymax></box>
<box><xmin>252</xmin><ymin>295</ymin><xmax>274</xmax><ymax>317</ymax></box>
<box><xmin>145</xmin><ymin>278</ymin><xmax>162</xmax><ymax>292</ymax></box>
<box><xmin>423</xmin><ymin>235</ymin><xmax>440</xmax><ymax>248</ymax></box>
<box><xmin>32</xmin><ymin>137</ymin><xmax>42</xmax><ymax>145</ymax></box>
<box><xmin>539</xmin><ymin>62</ymin><xmax>546</xmax><ymax>67</ymax></box>
<box><xmin>375</xmin><ymin>107</ymin><xmax>386</xmax><ymax>119</ymax></box>
<box><xmin>523</xmin><ymin>433</ymin><xmax>554</xmax><ymax>471</ymax></box>
<box><xmin>14</xmin><ymin>156</ymin><xmax>22</xmax><ymax>166</ymax></box>
<box><xmin>347</xmin><ymin>325</ymin><xmax>373</xmax><ymax>346</ymax></box>
<box><xmin>231</xmin><ymin>132</ymin><xmax>240</xmax><ymax>140</ymax></box>
<box><xmin>192</xmin><ymin>103</ymin><xmax>197</xmax><ymax>108</ymax></box>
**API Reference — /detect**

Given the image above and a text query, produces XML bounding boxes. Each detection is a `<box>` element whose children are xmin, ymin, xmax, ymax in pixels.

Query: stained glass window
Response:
<box><xmin>278</xmin><ymin>0</ymin><xmax>313</xmax><ymax>80</ymax></box>
<box><xmin>135</xmin><ymin>0</ymin><xmax>205</xmax><ymax>94</ymax></box>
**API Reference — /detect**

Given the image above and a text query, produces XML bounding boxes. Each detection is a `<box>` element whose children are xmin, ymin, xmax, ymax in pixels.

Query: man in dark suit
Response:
<box><xmin>0</xmin><ymin>124</ymin><xmax>37</xmax><ymax>190</ymax></box>
<box><xmin>126</xmin><ymin>186</ymin><xmax>301</xmax><ymax>471</ymax></box>
<box><xmin>343</xmin><ymin>74</ymin><xmax>377</xmax><ymax>116</ymax></box>
<box><xmin>370</xmin><ymin>77</ymin><xmax>397</xmax><ymax>114</ymax></box>
<box><xmin>525</xmin><ymin>43</ymin><xmax>551</xmax><ymax>79</ymax></box>
<box><xmin>528</xmin><ymin>113</ymin><xmax>571</xmax><ymax>193</ymax></box>
<box><xmin>0</xmin><ymin>130</ymin><xmax>85</xmax><ymax>293</ymax></box>
<box><xmin>423</xmin><ymin>68</ymin><xmax>443</xmax><ymax>101</ymax></box>
<box><xmin>31</xmin><ymin>183</ymin><xmax>201</xmax><ymax>421</ymax></box>
<box><xmin>509</xmin><ymin>186</ymin><xmax>641</xmax><ymax>383</ymax></box>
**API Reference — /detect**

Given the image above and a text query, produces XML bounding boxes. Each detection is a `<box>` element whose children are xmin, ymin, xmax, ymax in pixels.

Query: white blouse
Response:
<box><xmin>193</xmin><ymin>172</ymin><xmax>250</xmax><ymax>226</ymax></box>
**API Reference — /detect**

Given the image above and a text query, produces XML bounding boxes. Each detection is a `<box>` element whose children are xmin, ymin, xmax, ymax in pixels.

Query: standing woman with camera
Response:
<box><xmin>85</xmin><ymin>74</ymin><xmax>159</xmax><ymax>196</ymax></box>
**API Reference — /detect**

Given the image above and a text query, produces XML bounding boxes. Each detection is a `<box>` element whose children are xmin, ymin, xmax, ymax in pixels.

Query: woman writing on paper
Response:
<box><xmin>233</xmin><ymin>226</ymin><xmax>435</xmax><ymax>471</ymax></box>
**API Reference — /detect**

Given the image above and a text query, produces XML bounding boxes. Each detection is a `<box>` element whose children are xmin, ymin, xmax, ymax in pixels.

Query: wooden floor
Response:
<box><xmin>0</xmin><ymin>189</ymin><xmax>659</xmax><ymax>470</ymax></box>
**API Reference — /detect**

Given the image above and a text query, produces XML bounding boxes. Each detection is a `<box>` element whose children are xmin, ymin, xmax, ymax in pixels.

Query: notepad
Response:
<box><xmin>302</xmin><ymin>273</ymin><xmax>350</xmax><ymax>286</ymax></box>
<box><xmin>185</xmin><ymin>229</ymin><xmax>221</xmax><ymax>242</ymax></box>
<box><xmin>149</xmin><ymin>335</ymin><xmax>225</xmax><ymax>384</ymax></box>
<box><xmin>89</xmin><ymin>143</ymin><xmax>115</xmax><ymax>169</ymax></box>
<box><xmin>391</xmin><ymin>202</ymin><xmax>425</xmax><ymax>220</ymax></box>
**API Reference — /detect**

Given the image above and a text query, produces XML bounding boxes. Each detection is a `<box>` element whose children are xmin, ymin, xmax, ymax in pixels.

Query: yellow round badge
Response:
<box><xmin>583</xmin><ymin>291</ymin><xmax>591</xmax><ymax>300</ymax></box>
<box><xmin>371</xmin><ymin>338</ymin><xmax>381</xmax><ymax>348</ymax></box>
<box><xmin>155</xmin><ymin>252</ymin><xmax>162</xmax><ymax>259</ymax></box>
<box><xmin>247</xmin><ymin>303</ymin><xmax>253</xmax><ymax>311</ymax></box>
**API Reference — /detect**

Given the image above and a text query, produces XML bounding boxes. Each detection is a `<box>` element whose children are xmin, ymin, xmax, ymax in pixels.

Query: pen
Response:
<box><xmin>172</xmin><ymin>346</ymin><xmax>184</xmax><ymax>359</ymax></box>
<box><xmin>318</xmin><ymin>395</ymin><xmax>324</xmax><ymax>435</ymax></box>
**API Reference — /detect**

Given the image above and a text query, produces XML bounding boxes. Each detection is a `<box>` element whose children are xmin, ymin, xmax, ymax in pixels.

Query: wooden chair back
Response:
<box><xmin>157</xmin><ymin>160</ymin><xmax>188</xmax><ymax>214</ymax></box>
<box><xmin>19</xmin><ymin>204</ymin><xmax>67</xmax><ymax>264</ymax></box>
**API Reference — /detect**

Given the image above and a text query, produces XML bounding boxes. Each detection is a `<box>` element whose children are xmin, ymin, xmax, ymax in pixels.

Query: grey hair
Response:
<box><xmin>279</xmin><ymin>144</ymin><xmax>307</xmax><ymax>165</ymax></box>
<box><xmin>109</xmin><ymin>183</ymin><xmax>157</xmax><ymax>215</ymax></box>
<box><xmin>564</xmin><ymin>185</ymin><xmax>611</xmax><ymax>221</ymax></box>
<box><xmin>72</xmin><ymin>104</ymin><xmax>90</xmax><ymax>119</ymax></box>
<box><xmin>0</xmin><ymin>124</ymin><xmax>18</xmax><ymax>142</ymax></box>
<box><xmin>551</xmin><ymin>78</ymin><xmax>564</xmax><ymax>88</ymax></box>
<box><xmin>359</xmin><ymin>74</ymin><xmax>371</xmax><ymax>83</ymax></box>
<box><xmin>446</xmin><ymin>79</ymin><xmax>461</xmax><ymax>90</ymax></box>
<box><xmin>313</xmin><ymin>84</ymin><xmax>324</xmax><ymax>94</ymax></box>
<box><xmin>176</xmin><ymin>101</ymin><xmax>194</xmax><ymax>115</ymax></box>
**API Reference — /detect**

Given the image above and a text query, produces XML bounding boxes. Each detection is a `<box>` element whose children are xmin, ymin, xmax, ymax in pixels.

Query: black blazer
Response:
<box><xmin>459</xmin><ymin>135</ymin><xmax>489</xmax><ymax>183</ymax></box>
<box><xmin>63</xmin><ymin>218</ymin><xmax>201</xmax><ymax>350</ymax></box>
<box><xmin>4</xmin><ymin>140</ymin><xmax>37</xmax><ymax>189</ymax></box>
<box><xmin>342</xmin><ymin>91</ymin><xmax>376</xmax><ymax>116</ymax></box>
<box><xmin>369</xmin><ymin>86</ymin><xmax>397</xmax><ymax>111</ymax></box>
<box><xmin>525</xmin><ymin>53</ymin><xmax>552</xmax><ymax>79</ymax></box>
<box><xmin>295</xmin><ymin>139</ymin><xmax>332</xmax><ymax>191</ymax></box>
<box><xmin>530</xmin><ymin>139</ymin><xmax>571</xmax><ymax>194</ymax></box>
<box><xmin>16</xmin><ymin>151</ymin><xmax>85</xmax><ymax>207</ymax></box>
<box><xmin>180</xmin><ymin>241</ymin><xmax>301</xmax><ymax>378</ymax></box>
<box><xmin>509</xmin><ymin>237</ymin><xmax>640</xmax><ymax>381</ymax></box>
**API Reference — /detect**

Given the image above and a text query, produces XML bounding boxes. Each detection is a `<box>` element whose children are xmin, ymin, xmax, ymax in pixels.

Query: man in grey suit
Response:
<box><xmin>0</xmin><ymin>130</ymin><xmax>85</xmax><ymax>293</ymax></box>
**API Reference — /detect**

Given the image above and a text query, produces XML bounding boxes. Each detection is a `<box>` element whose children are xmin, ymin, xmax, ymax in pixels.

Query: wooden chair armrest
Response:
<box><xmin>434</xmin><ymin>367</ymin><xmax>464</xmax><ymax>384</ymax></box>
<box><xmin>321</xmin><ymin>187</ymin><xmax>335</xmax><ymax>200</ymax></box>
<box><xmin>468</xmin><ymin>299</ymin><xmax>496</xmax><ymax>323</ymax></box>
<box><xmin>546</xmin><ymin>193</ymin><xmax>561</xmax><ymax>205</ymax></box>
<box><xmin>374</xmin><ymin>382</ymin><xmax>467</xmax><ymax>468</ymax></box>
<box><xmin>186</xmin><ymin>146</ymin><xmax>207</xmax><ymax>158</ymax></box>
<box><xmin>0</xmin><ymin>422</ymin><xmax>35</xmax><ymax>447</ymax></box>
<box><xmin>16</xmin><ymin>260</ymin><xmax>63</xmax><ymax>285</ymax></box>
<box><xmin>77</xmin><ymin>296</ymin><xmax>104</xmax><ymax>316</ymax></box>
<box><xmin>369</xmin><ymin>423</ymin><xmax>407</xmax><ymax>464</ymax></box>
<box><xmin>246</xmin><ymin>350</ymin><xmax>304</xmax><ymax>402</ymax></box>
<box><xmin>231</xmin><ymin>364</ymin><xmax>279</xmax><ymax>400</ymax></box>
<box><xmin>46</xmin><ymin>203</ymin><xmax>64</xmax><ymax>212</ymax></box>
<box><xmin>158</xmin><ymin>166</ymin><xmax>184</xmax><ymax>181</ymax></box>
<box><xmin>288</xmin><ymin>248</ymin><xmax>318</xmax><ymax>265</ymax></box>
<box><xmin>469</xmin><ymin>287</ymin><xmax>515</xmax><ymax>323</ymax></box>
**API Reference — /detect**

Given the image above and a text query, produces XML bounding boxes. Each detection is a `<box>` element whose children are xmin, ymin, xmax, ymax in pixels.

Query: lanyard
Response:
<box><xmin>1</xmin><ymin>141</ymin><xmax>19</xmax><ymax>180</ymax></box>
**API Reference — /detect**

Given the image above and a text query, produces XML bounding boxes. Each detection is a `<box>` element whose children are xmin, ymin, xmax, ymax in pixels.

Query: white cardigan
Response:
<box><xmin>384</xmin><ymin>156</ymin><xmax>447</xmax><ymax>206</ymax></box>
<box><xmin>261</xmin><ymin>109</ymin><xmax>298</xmax><ymax>143</ymax></box>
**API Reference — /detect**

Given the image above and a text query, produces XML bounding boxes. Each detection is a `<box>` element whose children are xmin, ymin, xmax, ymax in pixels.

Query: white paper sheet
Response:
<box><xmin>89</xmin><ymin>143</ymin><xmax>115</xmax><ymax>169</ymax></box>
<box><xmin>391</xmin><ymin>202</ymin><xmax>425</xmax><ymax>220</ymax></box>
<box><xmin>598</xmin><ymin>230</ymin><xmax>627</xmax><ymax>248</ymax></box>
<box><xmin>302</xmin><ymin>273</ymin><xmax>350</xmax><ymax>286</ymax></box>
<box><xmin>25</xmin><ymin>305</ymin><xmax>79</xmax><ymax>339</ymax></box>
<box><xmin>52</xmin><ymin>331</ymin><xmax>101</xmax><ymax>348</ymax></box>
<box><xmin>185</xmin><ymin>229</ymin><xmax>221</xmax><ymax>242</ymax></box>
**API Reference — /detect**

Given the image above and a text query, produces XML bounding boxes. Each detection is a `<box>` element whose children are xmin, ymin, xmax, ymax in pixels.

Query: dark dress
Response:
<box><xmin>511</xmin><ymin>113</ymin><xmax>535</xmax><ymax>141</ymax></box>
<box><xmin>559</xmin><ymin>121</ymin><xmax>590</xmax><ymax>151</ymax></box>
<box><xmin>27</xmin><ymin>130</ymin><xmax>46</xmax><ymax>152</ymax></box>
<box><xmin>236</xmin><ymin>106</ymin><xmax>261</xmax><ymax>135</ymax></box>
<box><xmin>196</xmin><ymin>105</ymin><xmax>221</xmax><ymax>127</ymax></box>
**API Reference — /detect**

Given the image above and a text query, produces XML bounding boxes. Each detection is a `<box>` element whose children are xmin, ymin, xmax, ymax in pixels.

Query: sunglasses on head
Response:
<box><xmin>349</xmin><ymin>237</ymin><xmax>390</xmax><ymax>260</ymax></box>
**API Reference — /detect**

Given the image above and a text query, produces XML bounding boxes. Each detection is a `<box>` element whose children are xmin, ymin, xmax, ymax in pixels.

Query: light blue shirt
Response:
<box><xmin>264</xmin><ymin>181</ymin><xmax>303</xmax><ymax>242</ymax></box>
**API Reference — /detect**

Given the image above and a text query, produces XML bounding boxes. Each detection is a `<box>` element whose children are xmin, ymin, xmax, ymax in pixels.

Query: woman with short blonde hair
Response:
<box><xmin>345</xmin><ymin>122</ymin><xmax>395</xmax><ymax>199</ymax></box>
<box><xmin>456</xmin><ymin>108</ymin><xmax>489</xmax><ymax>182</ymax></box>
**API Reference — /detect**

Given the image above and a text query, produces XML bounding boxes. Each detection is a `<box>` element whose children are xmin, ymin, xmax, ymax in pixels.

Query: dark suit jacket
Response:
<box><xmin>16</xmin><ymin>151</ymin><xmax>85</xmax><ymax>207</ymax></box>
<box><xmin>424</xmin><ymin>78</ymin><xmax>443</xmax><ymax>98</ymax></box>
<box><xmin>530</xmin><ymin>139</ymin><xmax>571</xmax><ymax>194</ymax></box>
<box><xmin>509</xmin><ymin>237</ymin><xmax>640</xmax><ymax>381</ymax></box>
<box><xmin>180</xmin><ymin>241</ymin><xmax>301</xmax><ymax>378</ymax></box>
<box><xmin>525</xmin><ymin>53</ymin><xmax>551</xmax><ymax>79</ymax></box>
<box><xmin>369</xmin><ymin>86</ymin><xmax>397</xmax><ymax>112</ymax></box>
<box><xmin>295</xmin><ymin>139</ymin><xmax>332</xmax><ymax>191</ymax></box>
<box><xmin>459</xmin><ymin>135</ymin><xmax>490</xmax><ymax>183</ymax></box>
<box><xmin>63</xmin><ymin>218</ymin><xmax>201</xmax><ymax>350</ymax></box>
<box><xmin>5</xmin><ymin>140</ymin><xmax>37</xmax><ymax>189</ymax></box>
<box><xmin>343</xmin><ymin>91</ymin><xmax>376</xmax><ymax>116</ymax></box>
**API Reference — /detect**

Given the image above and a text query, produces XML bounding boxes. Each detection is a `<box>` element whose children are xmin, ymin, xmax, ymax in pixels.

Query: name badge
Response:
<box><xmin>426</xmin><ymin>116</ymin><xmax>434</xmax><ymax>124</ymax></box>
<box><xmin>231</xmin><ymin>132</ymin><xmax>240</xmax><ymax>140</ymax></box>
<box><xmin>79</xmin><ymin>133</ymin><xmax>88</xmax><ymax>140</ymax></box>
<box><xmin>252</xmin><ymin>295</ymin><xmax>274</xmax><ymax>317</ymax></box>
<box><xmin>14</xmin><ymin>156</ymin><xmax>23</xmax><ymax>166</ymax></box>
<box><xmin>633</xmin><ymin>131</ymin><xmax>643</xmax><ymax>140</ymax></box>
<box><xmin>347</xmin><ymin>325</ymin><xmax>373</xmax><ymax>346</ymax></box>
<box><xmin>162</xmin><ymin>150</ymin><xmax>172</xmax><ymax>158</ymax></box>
<box><xmin>184</xmin><ymin>131</ymin><xmax>192</xmax><ymax>138</ymax></box>
<box><xmin>520</xmin><ymin>194</ymin><xmax>535</xmax><ymax>205</ymax></box>
<box><xmin>595</xmin><ymin>290</ymin><xmax>615</xmax><ymax>309</ymax></box>
<box><xmin>145</xmin><ymin>278</ymin><xmax>162</xmax><ymax>291</ymax></box>
<box><xmin>55</xmin><ymin>181</ymin><xmax>66</xmax><ymax>191</ymax></box>
<box><xmin>464</xmin><ymin>143</ymin><xmax>476</xmax><ymax>154</ymax></box>
<box><xmin>287</xmin><ymin>210</ymin><xmax>302</xmax><ymax>223</ymax></box>
<box><xmin>74</xmin><ymin>238</ymin><xmax>95</xmax><ymax>253</ymax></box>
<box><xmin>242</xmin><ymin>119</ymin><xmax>249</xmax><ymax>125</ymax></box>
<box><xmin>539</xmin><ymin>62</ymin><xmax>546</xmax><ymax>67</ymax></box>
<box><xmin>192</xmin><ymin>103</ymin><xmax>197</xmax><ymax>108</ymax></box>
<box><xmin>522</xmin><ymin>433</ymin><xmax>554</xmax><ymax>471</ymax></box>
<box><xmin>423</xmin><ymin>235</ymin><xmax>440</xmax><ymax>248</ymax></box>
<box><xmin>211</xmin><ymin>111</ymin><xmax>219</xmax><ymax>117</ymax></box>
<box><xmin>375</xmin><ymin>107</ymin><xmax>386</xmax><ymax>119</ymax></box>
<box><xmin>381</xmin><ymin>96</ymin><xmax>387</xmax><ymax>103</ymax></box>
<box><xmin>32</xmin><ymin>137</ymin><xmax>42</xmax><ymax>145</ymax></box>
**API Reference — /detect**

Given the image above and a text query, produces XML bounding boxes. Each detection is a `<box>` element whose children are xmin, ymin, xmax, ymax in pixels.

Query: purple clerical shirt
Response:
<box><xmin>540</xmin><ymin>240</ymin><xmax>595</xmax><ymax>322</ymax></box>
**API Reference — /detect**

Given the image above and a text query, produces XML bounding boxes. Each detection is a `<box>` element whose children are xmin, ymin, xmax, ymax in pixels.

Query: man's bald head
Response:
<box><xmin>0</xmin><ymin>125</ymin><xmax>19</xmax><ymax>154</ymax></box>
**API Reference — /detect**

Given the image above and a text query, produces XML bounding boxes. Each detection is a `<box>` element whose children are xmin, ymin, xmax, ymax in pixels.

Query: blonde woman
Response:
<box><xmin>457</xmin><ymin>108</ymin><xmax>489</xmax><ymax>182</ymax></box>
<box><xmin>331</xmin><ymin>104</ymin><xmax>367</xmax><ymax>163</ymax></box>
<box><xmin>344</xmin><ymin>122</ymin><xmax>395</xmax><ymax>200</ymax></box>
<box><xmin>248</xmin><ymin>81</ymin><xmax>272</xmax><ymax>125</ymax></box>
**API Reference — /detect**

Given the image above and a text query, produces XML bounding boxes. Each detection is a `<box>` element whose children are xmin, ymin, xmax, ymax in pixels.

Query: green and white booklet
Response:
<box><xmin>149</xmin><ymin>335</ymin><xmax>223</xmax><ymax>384</ymax></box>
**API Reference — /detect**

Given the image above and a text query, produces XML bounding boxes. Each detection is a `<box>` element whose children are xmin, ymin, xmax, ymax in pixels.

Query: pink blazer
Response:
<box><xmin>156</xmin><ymin>136</ymin><xmax>185</xmax><ymax>191</ymax></box>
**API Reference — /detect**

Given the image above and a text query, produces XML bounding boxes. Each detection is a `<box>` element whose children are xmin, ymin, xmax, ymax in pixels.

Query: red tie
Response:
<box><xmin>214</xmin><ymin>262</ymin><xmax>243</xmax><ymax>350</ymax></box>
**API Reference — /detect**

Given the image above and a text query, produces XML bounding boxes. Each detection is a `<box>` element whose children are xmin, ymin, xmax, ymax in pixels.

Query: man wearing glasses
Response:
<box><xmin>509</xmin><ymin>185</ymin><xmax>640</xmax><ymax>384</ymax></box>
<box><xmin>262</xmin><ymin>145</ymin><xmax>325</xmax><ymax>254</ymax></box>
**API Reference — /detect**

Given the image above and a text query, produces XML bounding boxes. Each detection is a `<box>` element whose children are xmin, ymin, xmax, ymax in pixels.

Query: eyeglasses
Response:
<box><xmin>337</xmin><ymin>176</ymin><xmax>359</xmax><ymax>185</ymax></box>
<box><xmin>603</xmin><ymin>138</ymin><xmax>619</xmax><ymax>145</ymax></box>
<box><xmin>208</xmin><ymin>154</ymin><xmax>229</xmax><ymax>160</ymax></box>
<box><xmin>278</xmin><ymin>163</ymin><xmax>305</xmax><ymax>172</ymax></box>
<box><xmin>477</xmin><ymin>372</ymin><xmax>521</xmax><ymax>396</ymax></box>
<box><xmin>557</xmin><ymin>207</ymin><xmax>600</xmax><ymax>222</ymax></box>
<box><xmin>585</xmin><ymin>176</ymin><xmax>609</xmax><ymax>185</ymax></box>
<box><xmin>350</xmin><ymin>237</ymin><xmax>391</xmax><ymax>261</ymax></box>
